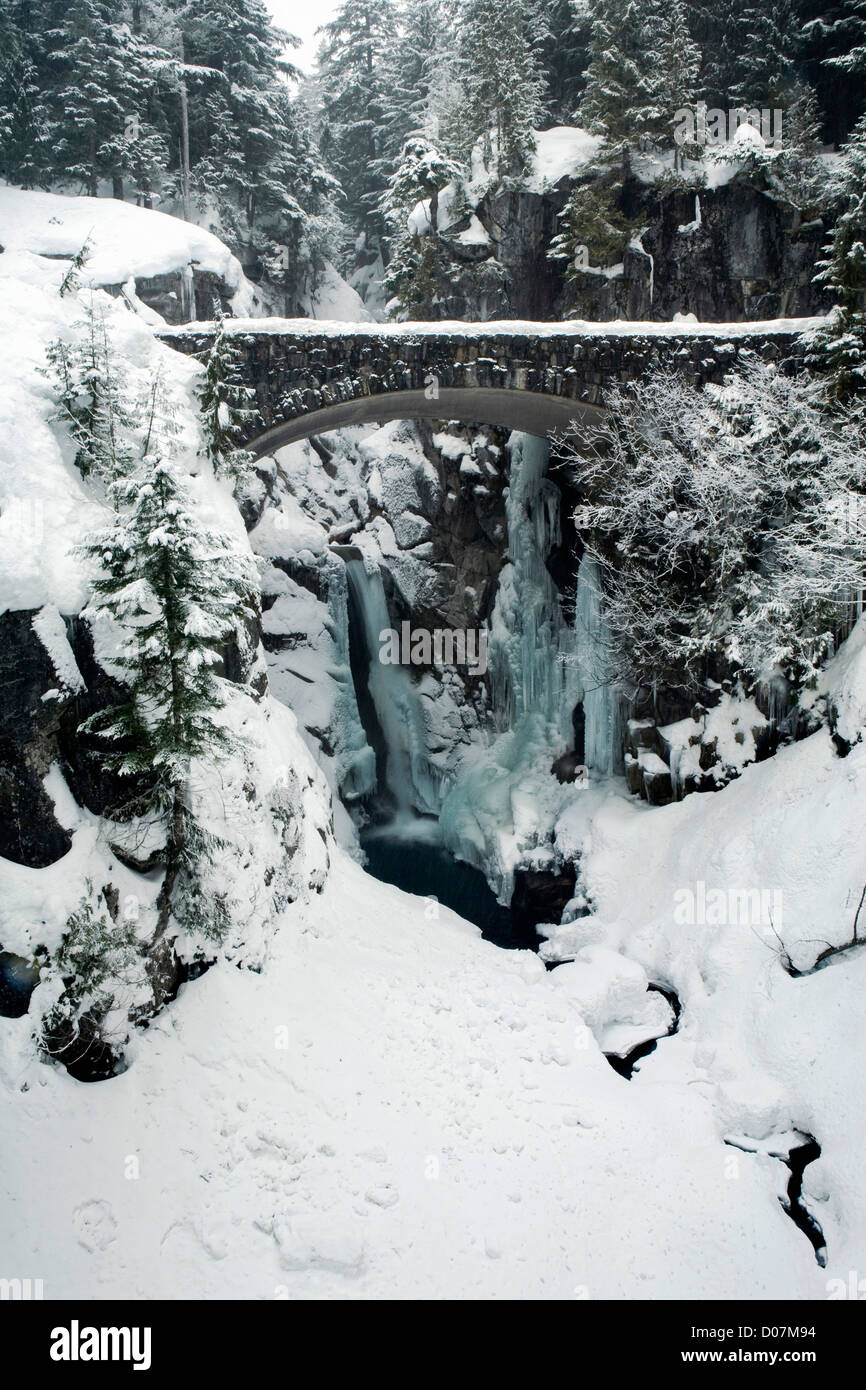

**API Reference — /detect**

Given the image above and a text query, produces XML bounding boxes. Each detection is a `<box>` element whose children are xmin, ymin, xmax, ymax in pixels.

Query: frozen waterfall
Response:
<box><xmin>344</xmin><ymin>557</ymin><xmax>440</xmax><ymax>818</ymax></box>
<box><xmin>487</xmin><ymin>432</ymin><xmax>582</xmax><ymax>743</ymax></box>
<box><xmin>574</xmin><ymin>552</ymin><xmax>623</xmax><ymax>776</ymax></box>
<box><xmin>487</xmin><ymin>431</ymin><xmax>621</xmax><ymax>769</ymax></box>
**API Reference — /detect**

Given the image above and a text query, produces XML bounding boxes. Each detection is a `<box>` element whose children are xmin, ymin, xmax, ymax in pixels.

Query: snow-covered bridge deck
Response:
<box><xmin>160</xmin><ymin>316</ymin><xmax>820</xmax><ymax>452</ymax></box>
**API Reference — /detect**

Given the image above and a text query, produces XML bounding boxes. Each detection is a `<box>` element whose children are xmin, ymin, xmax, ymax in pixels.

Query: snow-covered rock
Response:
<box><xmin>0</xmin><ymin>184</ymin><xmax>261</xmax><ymax>316</ymax></box>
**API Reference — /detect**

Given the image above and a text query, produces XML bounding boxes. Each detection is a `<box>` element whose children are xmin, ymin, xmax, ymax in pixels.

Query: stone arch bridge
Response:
<box><xmin>159</xmin><ymin>317</ymin><xmax>815</xmax><ymax>456</ymax></box>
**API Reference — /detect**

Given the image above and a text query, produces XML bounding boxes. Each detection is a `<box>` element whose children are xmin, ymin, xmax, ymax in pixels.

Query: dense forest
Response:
<box><xmin>1</xmin><ymin>0</ymin><xmax>865</xmax><ymax>316</ymax></box>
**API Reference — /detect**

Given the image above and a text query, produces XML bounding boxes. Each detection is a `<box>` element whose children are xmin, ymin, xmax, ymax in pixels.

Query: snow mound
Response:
<box><xmin>813</xmin><ymin>614</ymin><xmax>866</xmax><ymax>745</ymax></box>
<box><xmin>527</xmin><ymin>126</ymin><xmax>604</xmax><ymax>192</ymax></box>
<box><xmin>733</xmin><ymin>121</ymin><xmax>765</xmax><ymax>148</ymax></box>
<box><xmin>307</xmin><ymin>259</ymin><xmax>373</xmax><ymax>323</ymax></box>
<box><xmin>0</xmin><ymin>185</ymin><xmax>258</xmax><ymax>311</ymax></box>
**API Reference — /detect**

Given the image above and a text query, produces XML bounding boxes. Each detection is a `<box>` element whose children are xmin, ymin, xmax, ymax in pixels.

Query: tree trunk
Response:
<box><xmin>179</xmin><ymin>43</ymin><xmax>192</xmax><ymax>222</ymax></box>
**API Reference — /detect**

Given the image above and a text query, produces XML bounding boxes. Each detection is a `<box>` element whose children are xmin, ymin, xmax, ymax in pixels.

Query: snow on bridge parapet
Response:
<box><xmin>159</xmin><ymin>315</ymin><xmax>821</xmax><ymax>453</ymax></box>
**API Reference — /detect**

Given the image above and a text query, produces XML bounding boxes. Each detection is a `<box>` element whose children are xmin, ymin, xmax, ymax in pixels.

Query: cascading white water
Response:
<box><xmin>574</xmin><ymin>552</ymin><xmax>623</xmax><ymax>775</ymax></box>
<box><xmin>328</xmin><ymin>563</ymin><xmax>378</xmax><ymax>803</ymax></box>
<box><xmin>344</xmin><ymin>557</ymin><xmax>440</xmax><ymax>817</ymax></box>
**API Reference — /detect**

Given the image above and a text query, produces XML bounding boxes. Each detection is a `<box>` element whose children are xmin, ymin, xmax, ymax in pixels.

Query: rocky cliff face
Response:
<box><xmin>416</xmin><ymin>174</ymin><xmax>833</xmax><ymax>324</ymax></box>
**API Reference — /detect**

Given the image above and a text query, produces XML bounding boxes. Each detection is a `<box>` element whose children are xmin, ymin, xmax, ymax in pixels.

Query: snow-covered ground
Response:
<box><xmin>3</xmin><ymin>706</ymin><xmax>862</xmax><ymax>1298</ymax></box>
<box><xmin>0</xmin><ymin>816</ymin><xmax>847</xmax><ymax>1298</ymax></box>
<box><xmin>0</xmin><ymin>183</ymin><xmax>368</xmax><ymax>324</ymax></box>
<box><xmin>0</xmin><ymin>184</ymin><xmax>261</xmax><ymax>313</ymax></box>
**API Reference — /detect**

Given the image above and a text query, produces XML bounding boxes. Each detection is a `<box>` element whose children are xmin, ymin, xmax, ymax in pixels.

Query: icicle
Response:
<box><xmin>574</xmin><ymin>554</ymin><xmax>623</xmax><ymax>776</ymax></box>
<box><xmin>487</xmin><ymin>433</ymin><xmax>582</xmax><ymax>741</ymax></box>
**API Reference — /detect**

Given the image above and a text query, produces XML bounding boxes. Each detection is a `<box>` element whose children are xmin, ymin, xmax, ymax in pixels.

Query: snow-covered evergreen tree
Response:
<box><xmin>649</xmin><ymin>0</ymin><xmax>702</xmax><ymax>163</ymax></box>
<box><xmin>448</xmin><ymin>0</ymin><xmax>545</xmax><ymax>179</ymax></box>
<box><xmin>196</xmin><ymin>304</ymin><xmax>255</xmax><ymax>481</ymax></box>
<box><xmin>579</xmin><ymin>0</ymin><xmax>656</xmax><ymax>155</ymax></box>
<box><xmin>380</xmin><ymin>137</ymin><xmax>465</xmax><ymax>316</ymax></box>
<box><xmin>558</xmin><ymin>357</ymin><xmax>866</xmax><ymax>697</ymax></box>
<box><xmin>548</xmin><ymin>180</ymin><xmax>635</xmax><ymax>275</ymax></box>
<box><xmin>79</xmin><ymin>455</ymin><xmax>260</xmax><ymax>941</ymax></box>
<box><xmin>380</xmin><ymin>0</ymin><xmax>449</xmax><ymax>158</ymax></box>
<box><xmin>0</xmin><ymin>0</ymin><xmax>49</xmax><ymax>186</ymax></box>
<box><xmin>41</xmin><ymin>0</ymin><xmax>150</xmax><ymax>197</ymax></box>
<box><xmin>46</xmin><ymin>299</ymin><xmax>135</xmax><ymax>483</ymax></box>
<box><xmin>531</xmin><ymin>0</ymin><xmax>592</xmax><ymax>123</ymax></box>
<box><xmin>812</xmin><ymin>114</ymin><xmax>866</xmax><ymax>398</ymax></box>
<box><xmin>316</xmin><ymin>0</ymin><xmax>397</xmax><ymax>249</ymax></box>
<box><xmin>38</xmin><ymin>882</ymin><xmax>146</xmax><ymax>1072</ymax></box>
<box><xmin>728</xmin><ymin>1</ymin><xmax>800</xmax><ymax>109</ymax></box>
<box><xmin>579</xmin><ymin>0</ymin><xmax>699</xmax><ymax>157</ymax></box>
<box><xmin>686</xmin><ymin>0</ymin><xmax>743</xmax><ymax>112</ymax></box>
<box><xmin>382</xmin><ymin>137</ymin><xmax>464</xmax><ymax>236</ymax></box>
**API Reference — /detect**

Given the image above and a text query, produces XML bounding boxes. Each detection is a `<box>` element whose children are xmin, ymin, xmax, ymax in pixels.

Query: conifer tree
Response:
<box><xmin>812</xmin><ymin>114</ymin><xmax>866</xmax><ymax>398</ymax></box>
<box><xmin>578</xmin><ymin>0</ymin><xmax>655</xmax><ymax>153</ymax></box>
<box><xmin>450</xmin><ymin>0</ymin><xmax>545</xmax><ymax>178</ymax></box>
<box><xmin>380</xmin><ymin>137</ymin><xmax>465</xmax><ymax>316</ymax></box>
<box><xmin>316</xmin><ymin>0</ymin><xmax>397</xmax><ymax>247</ymax></box>
<box><xmin>382</xmin><ymin>137</ymin><xmax>465</xmax><ymax>236</ymax></box>
<box><xmin>196</xmin><ymin>304</ymin><xmax>255</xmax><ymax>481</ymax></box>
<box><xmin>42</xmin><ymin>0</ymin><xmax>148</xmax><ymax>197</ymax></box>
<box><xmin>381</xmin><ymin>0</ymin><xmax>448</xmax><ymax>159</ymax></box>
<box><xmin>0</xmin><ymin>0</ymin><xmax>49</xmax><ymax>186</ymax></box>
<box><xmin>531</xmin><ymin>0</ymin><xmax>592</xmax><ymax>124</ymax></box>
<box><xmin>649</xmin><ymin>0</ymin><xmax>702</xmax><ymax>162</ymax></box>
<box><xmin>728</xmin><ymin>1</ymin><xmax>800</xmax><ymax>109</ymax></box>
<box><xmin>79</xmin><ymin>456</ymin><xmax>260</xmax><ymax>940</ymax></box>
<box><xmin>46</xmin><ymin>299</ymin><xmax>135</xmax><ymax>482</ymax></box>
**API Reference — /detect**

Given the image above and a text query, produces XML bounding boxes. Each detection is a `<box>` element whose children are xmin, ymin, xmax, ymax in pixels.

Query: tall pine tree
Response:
<box><xmin>449</xmin><ymin>0</ymin><xmax>545</xmax><ymax>179</ymax></box>
<box><xmin>80</xmin><ymin>455</ymin><xmax>260</xmax><ymax>940</ymax></box>
<box><xmin>316</xmin><ymin>0</ymin><xmax>397</xmax><ymax>250</ymax></box>
<box><xmin>812</xmin><ymin>115</ymin><xmax>866</xmax><ymax>398</ymax></box>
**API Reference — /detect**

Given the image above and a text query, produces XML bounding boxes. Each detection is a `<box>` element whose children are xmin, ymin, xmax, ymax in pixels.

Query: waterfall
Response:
<box><xmin>487</xmin><ymin>433</ymin><xmax>582</xmax><ymax>742</ymax></box>
<box><xmin>328</xmin><ymin>563</ymin><xmax>377</xmax><ymax>803</ymax></box>
<box><xmin>574</xmin><ymin>552</ymin><xmax>623</xmax><ymax>775</ymax></box>
<box><xmin>344</xmin><ymin>557</ymin><xmax>439</xmax><ymax>818</ymax></box>
<box><xmin>486</xmin><ymin>435</ymin><xmax>621</xmax><ymax>769</ymax></box>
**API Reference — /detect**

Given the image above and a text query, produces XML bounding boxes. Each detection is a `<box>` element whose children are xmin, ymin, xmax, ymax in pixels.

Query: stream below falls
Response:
<box><xmin>360</xmin><ymin>822</ymin><xmax>541</xmax><ymax>951</ymax></box>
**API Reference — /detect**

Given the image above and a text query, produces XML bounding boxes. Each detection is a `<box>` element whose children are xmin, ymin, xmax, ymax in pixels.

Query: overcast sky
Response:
<box><xmin>264</xmin><ymin>0</ymin><xmax>341</xmax><ymax>72</ymax></box>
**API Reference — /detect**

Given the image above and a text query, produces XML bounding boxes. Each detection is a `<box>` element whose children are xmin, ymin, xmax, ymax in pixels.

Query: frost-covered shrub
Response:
<box><xmin>557</xmin><ymin>356</ymin><xmax>866</xmax><ymax>701</ymax></box>
<box><xmin>37</xmin><ymin>882</ymin><xmax>146</xmax><ymax>1074</ymax></box>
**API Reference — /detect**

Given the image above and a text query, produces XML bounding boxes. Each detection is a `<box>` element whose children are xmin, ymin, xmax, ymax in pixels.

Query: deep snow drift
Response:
<box><xmin>3</xmin><ymin>709</ymin><xmax>863</xmax><ymax>1298</ymax></box>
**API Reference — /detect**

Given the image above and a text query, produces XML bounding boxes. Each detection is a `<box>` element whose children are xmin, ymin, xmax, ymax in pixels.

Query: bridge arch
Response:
<box><xmin>245</xmin><ymin>387</ymin><xmax>604</xmax><ymax>455</ymax></box>
<box><xmin>159</xmin><ymin>318</ymin><xmax>810</xmax><ymax>455</ymax></box>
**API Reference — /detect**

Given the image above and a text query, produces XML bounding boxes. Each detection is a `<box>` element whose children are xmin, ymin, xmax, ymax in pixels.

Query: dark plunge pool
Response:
<box><xmin>361</xmin><ymin>827</ymin><xmax>541</xmax><ymax>951</ymax></box>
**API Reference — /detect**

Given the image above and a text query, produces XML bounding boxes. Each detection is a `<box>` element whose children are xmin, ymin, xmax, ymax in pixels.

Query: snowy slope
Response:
<box><xmin>526</xmin><ymin>126</ymin><xmax>605</xmax><ymax>192</ymax></box>
<box><xmin>4</xmin><ymin>618</ymin><xmax>864</xmax><ymax>1296</ymax></box>
<box><xmin>0</xmin><ymin>185</ymin><xmax>369</xmax><ymax>325</ymax></box>
<box><xmin>0</xmin><ymin>187</ymin><xmax>333</xmax><ymax>960</ymax></box>
<box><xmin>0</xmin><ymin>184</ymin><xmax>260</xmax><ymax>313</ymax></box>
<box><xmin>0</xmin><ymin>838</ymin><xmax>831</xmax><ymax>1300</ymax></box>
<box><xmin>545</xmin><ymin>719</ymin><xmax>866</xmax><ymax>1291</ymax></box>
